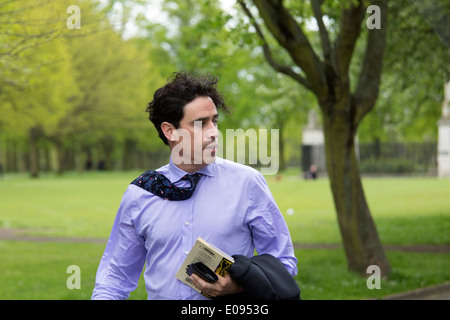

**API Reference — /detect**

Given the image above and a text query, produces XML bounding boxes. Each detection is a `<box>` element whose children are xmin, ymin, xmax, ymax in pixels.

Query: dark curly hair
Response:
<box><xmin>146</xmin><ymin>72</ymin><xmax>229</xmax><ymax>145</ymax></box>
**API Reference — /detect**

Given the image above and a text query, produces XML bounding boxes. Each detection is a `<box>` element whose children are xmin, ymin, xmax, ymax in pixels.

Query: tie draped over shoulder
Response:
<box><xmin>130</xmin><ymin>170</ymin><xmax>203</xmax><ymax>201</ymax></box>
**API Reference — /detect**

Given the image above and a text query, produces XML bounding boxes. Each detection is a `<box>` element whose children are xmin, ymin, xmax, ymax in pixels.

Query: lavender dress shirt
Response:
<box><xmin>91</xmin><ymin>157</ymin><xmax>298</xmax><ymax>300</ymax></box>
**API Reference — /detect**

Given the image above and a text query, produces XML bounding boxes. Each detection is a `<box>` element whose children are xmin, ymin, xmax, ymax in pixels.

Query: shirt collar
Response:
<box><xmin>167</xmin><ymin>157</ymin><xmax>216</xmax><ymax>183</ymax></box>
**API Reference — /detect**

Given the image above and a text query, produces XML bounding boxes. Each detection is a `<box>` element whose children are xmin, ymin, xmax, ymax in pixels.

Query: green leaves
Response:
<box><xmin>0</xmin><ymin>0</ymin><xmax>161</xmax><ymax>174</ymax></box>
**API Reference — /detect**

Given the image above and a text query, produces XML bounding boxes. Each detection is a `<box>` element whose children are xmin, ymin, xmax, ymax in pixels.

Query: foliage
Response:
<box><xmin>0</xmin><ymin>0</ymin><xmax>448</xmax><ymax>177</ymax></box>
<box><xmin>0</xmin><ymin>0</ymin><xmax>163</xmax><ymax>174</ymax></box>
<box><xmin>359</xmin><ymin>158</ymin><xmax>416</xmax><ymax>174</ymax></box>
<box><xmin>358</xmin><ymin>0</ymin><xmax>450</xmax><ymax>142</ymax></box>
<box><xmin>0</xmin><ymin>0</ymin><xmax>80</xmax><ymax>136</ymax></box>
<box><xmin>233</xmin><ymin>0</ymin><xmax>450</xmax><ymax>277</ymax></box>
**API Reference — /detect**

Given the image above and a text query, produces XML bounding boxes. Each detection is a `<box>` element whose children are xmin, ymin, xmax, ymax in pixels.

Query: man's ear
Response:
<box><xmin>161</xmin><ymin>122</ymin><xmax>178</xmax><ymax>142</ymax></box>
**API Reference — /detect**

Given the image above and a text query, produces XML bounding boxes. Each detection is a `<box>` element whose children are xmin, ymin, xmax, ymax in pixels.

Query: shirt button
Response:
<box><xmin>185</xmin><ymin>221</ymin><xmax>190</xmax><ymax>226</ymax></box>
<box><xmin>185</xmin><ymin>251</ymin><xmax>189</xmax><ymax>255</ymax></box>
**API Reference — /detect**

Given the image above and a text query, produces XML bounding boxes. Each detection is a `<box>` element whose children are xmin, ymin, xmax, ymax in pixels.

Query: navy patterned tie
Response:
<box><xmin>130</xmin><ymin>170</ymin><xmax>203</xmax><ymax>201</ymax></box>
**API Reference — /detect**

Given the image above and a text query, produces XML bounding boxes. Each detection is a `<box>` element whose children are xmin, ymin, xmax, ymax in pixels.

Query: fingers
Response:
<box><xmin>190</xmin><ymin>273</ymin><xmax>243</xmax><ymax>298</ymax></box>
<box><xmin>190</xmin><ymin>273</ymin><xmax>227</xmax><ymax>297</ymax></box>
<box><xmin>189</xmin><ymin>273</ymin><xmax>215</xmax><ymax>296</ymax></box>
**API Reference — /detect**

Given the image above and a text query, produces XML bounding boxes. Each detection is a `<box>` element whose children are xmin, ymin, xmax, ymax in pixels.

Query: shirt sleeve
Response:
<box><xmin>245</xmin><ymin>172</ymin><xmax>298</xmax><ymax>277</ymax></box>
<box><xmin>91</xmin><ymin>187</ymin><xmax>147</xmax><ymax>300</ymax></box>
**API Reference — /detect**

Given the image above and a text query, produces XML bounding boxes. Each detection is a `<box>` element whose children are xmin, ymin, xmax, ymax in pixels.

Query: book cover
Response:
<box><xmin>175</xmin><ymin>237</ymin><xmax>234</xmax><ymax>298</ymax></box>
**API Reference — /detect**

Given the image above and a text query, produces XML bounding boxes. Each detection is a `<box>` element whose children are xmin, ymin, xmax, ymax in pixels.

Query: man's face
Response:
<box><xmin>171</xmin><ymin>96</ymin><xmax>219</xmax><ymax>167</ymax></box>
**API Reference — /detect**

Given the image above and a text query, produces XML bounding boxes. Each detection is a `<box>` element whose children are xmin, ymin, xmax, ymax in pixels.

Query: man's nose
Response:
<box><xmin>205</xmin><ymin>122</ymin><xmax>218</xmax><ymax>141</ymax></box>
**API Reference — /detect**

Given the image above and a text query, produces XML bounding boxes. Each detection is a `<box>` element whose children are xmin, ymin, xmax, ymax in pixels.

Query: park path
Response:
<box><xmin>1</xmin><ymin>227</ymin><xmax>450</xmax><ymax>252</ymax></box>
<box><xmin>1</xmin><ymin>227</ymin><xmax>450</xmax><ymax>253</ymax></box>
<box><xmin>292</xmin><ymin>242</ymin><xmax>450</xmax><ymax>253</ymax></box>
<box><xmin>381</xmin><ymin>281</ymin><xmax>450</xmax><ymax>300</ymax></box>
<box><xmin>0</xmin><ymin>227</ymin><xmax>106</xmax><ymax>243</ymax></box>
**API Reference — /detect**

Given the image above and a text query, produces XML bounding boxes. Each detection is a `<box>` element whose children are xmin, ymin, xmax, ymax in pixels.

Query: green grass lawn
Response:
<box><xmin>269</xmin><ymin>173</ymin><xmax>450</xmax><ymax>245</ymax></box>
<box><xmin>0</xmin><ymin>170</ymin><xmax>449</xmax><ymax>299</ymax></box>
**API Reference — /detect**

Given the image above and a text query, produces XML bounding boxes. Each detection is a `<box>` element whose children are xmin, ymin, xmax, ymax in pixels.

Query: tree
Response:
<box><xmin>358</xmin><ymin>0</ymin><xmax>450</xmax><ymax>143</ymax></box>
<box><xmin>0</xmin><ymin>0</ymin><xmax>81</xmax><ymax>177</ymax></box>
<box><xmin>59</xmin><ymin>26</ymin><xmax>154</xmax><ymax>172</ymax></box>
<box><xmin>238</xmin><ymin>0</ymin><xmax>391</xmax><ymax>276</ymax></box>
<box><xmin>139</xmin><ymin>0</ymin><xmax>315</xmax><ymax>169</ymax></box>
<box><xmin>245</xmin><ymin>73</ymin><xmax>313</xmax><ymax>171</ymax></box>
<box><xmin>0</xmin><ymin>0</ymin><xmax>156</xmax><ymax>175</ymax></box>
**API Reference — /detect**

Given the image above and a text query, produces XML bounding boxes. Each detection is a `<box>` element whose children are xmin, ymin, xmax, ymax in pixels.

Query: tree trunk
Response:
<box><xmin>322</xmin><ymin>102</ymin><xmax>391</xmax><ymax>277</ymax></box>
<box><xmin>278</xmin><ymin>122</ymin><xmax>286</xmax><ymax>172</ymax></box>
<box><xmin>122</xmin><ymin>138</ymin><xmax>136</xmax><ymax>170</ymax></box>
<box><xmin>99</xmin><ymin>137</ymin><xmax>114</xmax><ymax>170</ymax></box>
<box><xmin>29</xmin><ymin>127</ymin><xmax>40</xmax><ymax>178</ymax></box>
<box><xmin>240</xmin><ymin>0</ymin><xmax>391</xmax><ymax>277</ymax></box>
<box><xmin>6</xmin><ymin>139</ymin><xmax>18</xmax><ymax>172</ymax></box>
<box><xmin>55</xmin><ymin>139</ymin><xmax>65</xmax><ymax>175</ymax></box>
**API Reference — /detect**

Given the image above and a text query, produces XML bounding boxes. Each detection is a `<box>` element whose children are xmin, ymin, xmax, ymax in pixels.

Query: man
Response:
<box><xmin>91</xmin><ymin>72</ymin><xmax>298</xmax><ymax>300</ymax></box>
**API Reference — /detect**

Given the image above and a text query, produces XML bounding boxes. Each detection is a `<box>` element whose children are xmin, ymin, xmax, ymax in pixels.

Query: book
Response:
<box><xmin>175</xmin><ymin>237</ymin><xmax>234</xmax><ymax>298</ymax></box>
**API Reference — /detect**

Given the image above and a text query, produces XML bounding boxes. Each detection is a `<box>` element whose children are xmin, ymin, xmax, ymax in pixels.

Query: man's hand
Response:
<box><xmin>189</xmin><ymin>273</ymin><xmax>244</xmax><ymax>297</ymax></box>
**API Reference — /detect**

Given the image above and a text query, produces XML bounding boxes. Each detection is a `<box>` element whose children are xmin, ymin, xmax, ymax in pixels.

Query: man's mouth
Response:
<box><xmin>204</xmin><ymin>144</ymin><xmax>217</xmax><ymax>150</ymax></box>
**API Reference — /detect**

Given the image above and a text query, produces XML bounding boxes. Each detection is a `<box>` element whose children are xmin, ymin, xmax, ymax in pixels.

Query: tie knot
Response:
<box><xmin>181</xmin><ymin>172</ymin><xmax>203</xmax><ymax>185</ymax></box>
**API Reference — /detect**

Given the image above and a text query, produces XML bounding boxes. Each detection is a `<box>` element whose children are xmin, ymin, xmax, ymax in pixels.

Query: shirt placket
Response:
<box><xmin>179</xmin><ymin>182</ymin><xmax>196</xmax><ymax>298</ymax></box>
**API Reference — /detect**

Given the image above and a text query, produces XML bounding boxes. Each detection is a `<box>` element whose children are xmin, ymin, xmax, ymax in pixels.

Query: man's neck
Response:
<box><xmin>174</xmin><ymin>162</ymin><xmax>208</xmax><ymax>174</ymax></box>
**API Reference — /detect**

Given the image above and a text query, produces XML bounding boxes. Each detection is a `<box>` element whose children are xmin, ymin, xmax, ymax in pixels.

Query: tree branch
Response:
<box><xmin>310</xmin><ymin>0</ymin><xmax>331</xmax><ymax>60</ymax></box>
<box><xmin>237</xmin><ymin>0</ymin><xmax>312</xmax><ymax>90</ymax></box>
<box><xmin>354</xmin><ymin>0</ymin><xmax>388</xmax><ymax>125</ymax></box>
<box><xmin>252</xmin><ymin>0</ymin><xmax>327</xmax><ymax>96</ymax></box>
<box><xmin>332</xmin><ymin>0</ymin><xmax>365</xmax><ymax>79</ymax></box>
